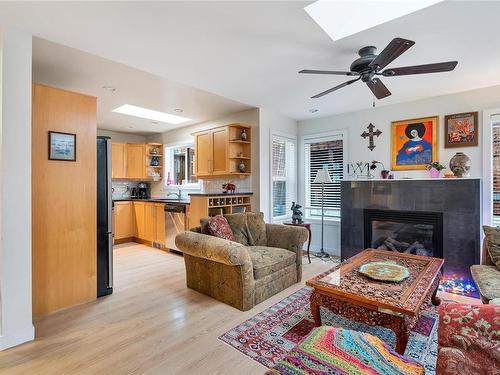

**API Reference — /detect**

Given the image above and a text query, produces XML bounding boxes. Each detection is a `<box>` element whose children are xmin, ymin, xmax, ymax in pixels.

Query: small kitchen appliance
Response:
<box><xmin>137</xmin><ymin>182</ymin><xmax>151</xmax><ymax>199</ymax></box>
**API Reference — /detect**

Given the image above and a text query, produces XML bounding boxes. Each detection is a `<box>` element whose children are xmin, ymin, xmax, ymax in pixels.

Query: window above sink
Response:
<box><xmin>164</xmin><ymin>142</ymin><xmax>201</xmax><ymax>189</ymax></box>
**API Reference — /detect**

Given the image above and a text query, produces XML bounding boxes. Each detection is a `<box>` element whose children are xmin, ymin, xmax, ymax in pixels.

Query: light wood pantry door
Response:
<box><xmin>111</xmin><ymin>142</ymin><xmax>126</xmax><ymax>178</ymax></box>
<box><xmin>211</xmin><ymin>127</ymin><xmax>229</xmax><ymax>175</ymax></box>
<box><xmin>126</xmin><ymin>143</ymin><xmax>146</xmax><ymax>178</ymax></box>
<box><xmin>114</xmin><ymin>202</ymin><xmax>134</xmax><ymax>239</ymax></box>
<box><xmin>32</xmin><ymin>84</ymin><xmax>97</xmax><ymax>317</ymax></box>
<box><xmin>194</xmin><ymin>130</ymin><xmax>211</xmax><ymax>177</ymax></box>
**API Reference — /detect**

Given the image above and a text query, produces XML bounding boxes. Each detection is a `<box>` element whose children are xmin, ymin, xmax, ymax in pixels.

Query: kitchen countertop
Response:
<box><xmin>113</xmin><ymin>198</ymin><xmax>191</xmax><ymax>205</ymax></box>
<box><xmin>188</xmin><ymin>192</ymin><xmax>253</xmax><ymax>196</ymax></box>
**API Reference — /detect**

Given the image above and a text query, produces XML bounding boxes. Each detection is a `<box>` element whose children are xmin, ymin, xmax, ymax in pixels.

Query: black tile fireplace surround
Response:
<box><xmin>341</xmin><ymin>179</ymin><xmax>480</xmax><ymax>276</ymax></box>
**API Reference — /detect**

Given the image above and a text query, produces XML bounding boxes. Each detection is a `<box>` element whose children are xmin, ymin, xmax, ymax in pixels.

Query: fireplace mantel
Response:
<box><xmin>341</xmin><ymin>179</ymin><xmax>481</xmax><ymax>279</ymax></box>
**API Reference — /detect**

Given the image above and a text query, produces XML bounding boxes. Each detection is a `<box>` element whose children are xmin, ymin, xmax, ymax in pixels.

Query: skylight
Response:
<box><xmin>304</xmin><ymin>0</ymin><xmax>443</xmax><ymax>42</ymax></box>
<box><xmin>112</xmin><ymin>104</ymin><xmax>191</xmax><ymax>125</ymax></box>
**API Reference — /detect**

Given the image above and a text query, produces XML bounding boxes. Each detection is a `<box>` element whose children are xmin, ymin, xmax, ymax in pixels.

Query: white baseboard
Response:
<box><xmin>0</xmin><ymin>324</ymin><xmax>34</xmax><ymax>351</ymax></box>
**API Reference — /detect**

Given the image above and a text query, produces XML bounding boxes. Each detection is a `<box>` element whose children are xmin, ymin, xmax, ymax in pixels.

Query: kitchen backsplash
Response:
<box><xmin>150</xmin><ymin>176</ymin><xmax>252</xmax><ymax>199</ymax></box>
<box><xmin>112</xmin><ymin>181</ymin><xmax>139</xmax><ymax>199</ymax></box>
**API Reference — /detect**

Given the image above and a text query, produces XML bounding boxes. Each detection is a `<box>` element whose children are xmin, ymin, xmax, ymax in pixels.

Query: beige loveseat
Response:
<box><xmin>175</xmin><ymin>212</ymin><xmax>308</xmax><ymax>311</ymax></box>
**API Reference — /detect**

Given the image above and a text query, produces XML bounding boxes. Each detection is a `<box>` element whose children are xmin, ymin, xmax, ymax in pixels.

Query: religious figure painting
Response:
<box><xmin>391</xmin><ymin>116</ymin><xmax>438</xmax><ymax>170</ymax></box>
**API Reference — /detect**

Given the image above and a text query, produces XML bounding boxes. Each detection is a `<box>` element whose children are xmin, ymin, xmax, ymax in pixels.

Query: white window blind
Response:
<box><xmin>271</xmin><ymin>134</ymin><xmax>296</xmax><ymax>221</ymax></box>
<box><xmin>304</xmin><ymin>134</ymin><xmax>344</xmax><ymax>219</ymax></box>
<box><xmin>492</xmin><ymin>115</ymin><xmax>500</xmax><ymax>226</ymax></box>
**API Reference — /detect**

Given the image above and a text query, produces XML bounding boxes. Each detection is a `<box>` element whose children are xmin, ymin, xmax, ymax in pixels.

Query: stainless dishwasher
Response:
<box><xmin>164</xmin><ymin>204</ymin><xmax>186</xmax><ymax>252</ymax></box>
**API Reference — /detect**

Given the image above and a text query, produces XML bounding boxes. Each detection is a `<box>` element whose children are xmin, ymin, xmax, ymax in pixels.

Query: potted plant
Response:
<box><xmin>370</xmin><ymin>160</ymin><xmax>391</xmax><ymax>179</ymax></box>
<box><xmin>426</xmin><ymin>161</ymin><xmax>445</xmax><ymax>178</ymax></box>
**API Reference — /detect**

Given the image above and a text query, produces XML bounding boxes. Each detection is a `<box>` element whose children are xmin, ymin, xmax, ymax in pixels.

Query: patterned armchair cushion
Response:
<box><xmin>483</xmin><ymin>225</ymin><xmax>500</xmax><ymax>268</ymax></box>
<box><xmin>470</xmin><ymin>265</ymin><xmax>500</xmax><ymax>301</ymax></box>
<box><xmin>224</xmin><ymin>213</ymin><xmax>252</xmax><ymax>245</ymax></box>
<box><xmin>246</xmin><ymin>212</ymin><xmax>267</xmax><ymax>246</ymax></box>
<box><xmin>265</xmin><ymin>326</ymin><xmax>424</xmax><ymax>375</ymax></box>
<box><xmin>206</xmin><ymin>215</ymin><xmax>234</xmax><ymax>241</ymax></box>
<box><xmin>437</xmin><ymin>303</ymin><xmax>500</xmax><ymax>375</ymax></box>
<box><xmin>248</xmin><ymin>246</ymin><xmax>296</xmax><ymax>279</ymax></box>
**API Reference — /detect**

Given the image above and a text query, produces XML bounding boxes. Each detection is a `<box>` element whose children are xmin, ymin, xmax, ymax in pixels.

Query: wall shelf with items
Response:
<box><xmin>146</xmin><ymin>143</ymin><xmax>163</xmax><ymax>181</ymax></box>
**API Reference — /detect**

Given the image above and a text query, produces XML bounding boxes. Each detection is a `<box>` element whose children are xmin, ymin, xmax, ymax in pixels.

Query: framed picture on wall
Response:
<box><xmin>49</xmin><ymin>131</ymin><xmax>76</xmax><ymax>161</ymax></box>
<box><xmin>444</xmin><ymin>111</ymin><xmax>478</xmax><ymax>148</ymax></box>
<box><xmin>391</xmin><ymin>116</ymin><xmax>438</xmax><ymax>171</ymax></box>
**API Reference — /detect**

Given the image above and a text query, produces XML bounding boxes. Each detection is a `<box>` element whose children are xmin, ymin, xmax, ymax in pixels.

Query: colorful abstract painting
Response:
<box><xmin>391</xmin><ymin>116</ymin><xmax>438</xmax><ymax>170</ymax></box>
<box><xmin>445</xmin><ymin>112</ymin><xmax>478</xmax><ymax>147</ymax></box>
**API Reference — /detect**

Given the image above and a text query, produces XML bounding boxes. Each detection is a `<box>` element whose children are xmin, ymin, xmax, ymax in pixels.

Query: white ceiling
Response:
<box><xmin>32</xmin><ymin>38</ymin><xmax>251</xmax><ymax>134</ymax></box>
<box><xmin>2</xmin><ymin>1</ymin><xmax>500</xmax><ymax>123</ymax></box>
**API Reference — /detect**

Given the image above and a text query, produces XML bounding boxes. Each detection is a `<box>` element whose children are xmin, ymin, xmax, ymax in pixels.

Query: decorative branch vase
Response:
<box><xmin>428</xmin><ymin>167</ymin><xmax>440</xmax><ymax>178</ymax></box>
<box><xmin>449</xmin><ymin>152</ymin><xmax>471</xmax><ymax>177</ymax></box>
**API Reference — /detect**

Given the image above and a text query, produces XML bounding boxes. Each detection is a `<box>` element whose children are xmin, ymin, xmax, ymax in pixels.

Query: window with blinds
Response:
<box><xmin>304</xmin><ymin>134</ymin><xmax>344</xmax><ymax>219</ymax></box>
<box><xmin>271</xmin><ymin>134</ymin><xmax>296</xmax><ymax>221</ymax></box>
<box><xmin>492</xmin><ymin>115</ymin><xmax>500</xmax><ymax>226</ymax></box>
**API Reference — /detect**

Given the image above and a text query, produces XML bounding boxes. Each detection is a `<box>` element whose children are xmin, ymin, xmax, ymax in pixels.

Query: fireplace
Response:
<box><xmin>364</xmin><ymin>209</ymin><xmax>443</xmax><ymax>258</ymax></box>
<box><xmin>341</xmin><ymin>179</ymin><xmax>481</xmax><ymax>298</ymax></box>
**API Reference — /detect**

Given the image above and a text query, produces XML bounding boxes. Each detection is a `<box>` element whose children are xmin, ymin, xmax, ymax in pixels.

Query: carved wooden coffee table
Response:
<box><xmin>306</xmin><ymin>249</ymin><xmax>443</xmax><ymax>354</ymax></box>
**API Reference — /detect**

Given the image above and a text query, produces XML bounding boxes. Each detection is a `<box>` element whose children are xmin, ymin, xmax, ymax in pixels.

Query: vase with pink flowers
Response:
<box><xmin>426</xmin><ymin>161</ymin><xmax>445</xmax><ymax>178</ymax></box>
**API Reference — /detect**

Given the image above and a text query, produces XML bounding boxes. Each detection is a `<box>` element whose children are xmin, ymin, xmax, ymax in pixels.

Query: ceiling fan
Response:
<box><xmin>299</xmin><ymin>37</ymin><xmax>457</xmax><ymax>100</ymax></box>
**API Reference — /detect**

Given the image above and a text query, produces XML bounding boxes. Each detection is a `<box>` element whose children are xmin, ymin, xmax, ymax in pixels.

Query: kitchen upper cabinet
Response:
<box><xmin>111</xmin><ymin>143</ymin><xmax>126</xmax><ymax>178</ymax></box>
<box><xmin>193</xmin><ymin>124</ymin><xmax>251</xmax><ymax>178</ymax></box>
<box><xmin>126</xmin><ymin>144</ymin><xmax>146</xmax><ymax>178</ymax></box>
<box><xmin>114</xmin><ymin>201</ymin><xmax>134</xmax><ymax>239</ymax></box>
<box><xmin>211</xmin><ymin>127</ymin><xmax>229</xmax><ymax>175</ymax></box>
<box><xmin>194</xmin><ymin>130</ymin><xmax>211</xmax><ymax>177</ymax></box>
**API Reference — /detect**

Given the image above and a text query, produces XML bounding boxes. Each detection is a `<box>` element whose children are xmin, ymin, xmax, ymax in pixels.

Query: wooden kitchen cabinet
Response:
<box><xmin>155</xmin><ymin>204</ymin><xmax>166</xmax><ymax>245</ymax></box>
<box><xmin>114</xmin><ymin>201</ymin><xmax>134</xmax><ymax>239</ymax></box>
<box><xmin>111</xmin><ymin>142</ymin><xmax>126</xmax><ymax>178</ymax></box>
<box><xmin>193</xmin><ymin>124</ymin><xmax>251</xmax><ymax>178</ymax></box>
<box><xmin>126</xmin><ymin>144</ymin><xmax>147</xmax><ymax>178</ymax></box>
<box><xmin>144</xmin><ymin>203</ymin><xmax>156</xmax><ymax>242</ymax></box>
<box><xmin>133</xmin><ymin>201</ymin><xmax>146</xmax><ymax>239</ymax></box>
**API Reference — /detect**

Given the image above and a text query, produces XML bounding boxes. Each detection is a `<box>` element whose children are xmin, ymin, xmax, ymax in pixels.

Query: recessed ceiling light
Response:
<box><xmin>309</xmin><ymin>109</ymin><xmax>319</xmax><ymax>113</ymax></box>
<box><xmin>112</xmin><ymin>104</ymin><xmax>191</xmax><ymax>125</ymax></box>
<box><xmin>305</xmin><ymin>0</ymin><xmax>443</xmax><ymax>41</ymax></box>
<box><xmin>102</xmin><ymin>86</ymin><xmax>116</xmax><ymax>92</ymax></box>
<box><xmin>174</xmin><ymin>108</ymin><xmax>184</xmax><ymax>113</ymax></box>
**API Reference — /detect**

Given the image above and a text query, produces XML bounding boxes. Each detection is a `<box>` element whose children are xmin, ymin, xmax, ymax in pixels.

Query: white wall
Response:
<box><xmin>0</xmin><ymin>29</ymin><xmax>34</xmax><ymax>350</ymax></box>
<box><xmin>259</xmin><ymin>108</ymin><xmax>298</xmax><ymax>221</ymax></box>
<box><xmin>147</xmin><ymin>108</ymin><xmax>260</xmax><ymax>208</ymax></box>
<box><xmin>97</xmin><ymin>129</ymin><xmax>146</xmax><ymax>143</ymax></box>
<box><xmin>298</xmin><ymin>84</ymin><xmax>500</xmax><ymax>256</ymax></box>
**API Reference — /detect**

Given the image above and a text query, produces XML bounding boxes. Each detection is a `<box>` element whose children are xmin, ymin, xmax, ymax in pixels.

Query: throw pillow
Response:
<box><xmin>206</xmin><ymin>215</ymin><xmax>234</xmax><ymax>241</ymax></box>
<box><xmin>246</xmin><ymin>212</ymin><xmax>267</xmax><ymax>246</ymax></box>
<box><xmin>225</xmin><ymin>213</ymin><xmax>251</xmax><ymax>245</ymax></box>
<box><xmin>483</xmin><ymin>225</ymin><xmax>500</xmax><ymax>269</ymax></box>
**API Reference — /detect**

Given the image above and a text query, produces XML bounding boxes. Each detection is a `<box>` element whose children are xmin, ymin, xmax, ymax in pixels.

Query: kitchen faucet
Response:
<box><xmin>167</xmin><ymin>188</ymin><xmax>182</xmax><ymax>200</ymax></box>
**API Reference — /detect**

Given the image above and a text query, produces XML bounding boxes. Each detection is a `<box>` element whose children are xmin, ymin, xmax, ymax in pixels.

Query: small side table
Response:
<box><xmin>283</xmin><ymin>222</ymin><xmax>312</xmax><ymax>264</ymax></box>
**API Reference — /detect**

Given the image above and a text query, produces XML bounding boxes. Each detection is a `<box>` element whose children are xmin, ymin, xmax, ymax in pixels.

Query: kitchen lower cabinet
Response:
<box><xmin>154</xmin><ymin>204</ymin><xmax>166</xmax><ymax>246</ymax></box>
<box><xmin>114</xmin><ymin>201</ymin><xmax>134</xmax><ymax>240</ymax></box>
<box><xmin>133</xmin><ymin>201</ymin><xmax>146</xmax><ymax>240</ymax></box>
<box><xmin>144</xmin><ymin>203</ymin><xmax>156</xmax><ymax>243</ymax></box>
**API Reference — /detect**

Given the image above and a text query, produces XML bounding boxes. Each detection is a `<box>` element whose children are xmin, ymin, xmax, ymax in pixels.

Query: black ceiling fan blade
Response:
<box><xmin>366</xmin><ymin>78</ymin><xmax>391</xmax><ymax>99</ymax></box>
<box><xmin>311</xmin><ymin>78</ymin><xmax>360</xmax><ymax>99</ymax></box>
<box><xmin>381</xmin><ymin>61</ymin><xmax>458</xmax><ymax>76</ymax></box>
<box><xmin>299</xmin><ymin>69</ymin><xmax>358</xmax><ymax>76</ymax></box>
<box><xmin>369</xmin><ymin>38</ymin><xmax>415</xmax><ymax>71</ymax></box>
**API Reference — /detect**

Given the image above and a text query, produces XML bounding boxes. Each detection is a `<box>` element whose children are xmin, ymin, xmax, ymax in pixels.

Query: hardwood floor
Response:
<box><xmin>0</xmin><ymin>243</ymin><xmax>480</xmax><ymax>374</ymax></box>
<box><xmin>0</xmin><ymin>243</ymin><xmax>333</xmax><ymax>374</ymax></box>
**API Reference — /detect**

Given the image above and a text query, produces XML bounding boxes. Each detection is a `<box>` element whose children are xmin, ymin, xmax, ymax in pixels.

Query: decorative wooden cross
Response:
<box><xmin>361</xmin><ymin>123</ymin><xmax>382</xmax><ymax>151</ymax></box>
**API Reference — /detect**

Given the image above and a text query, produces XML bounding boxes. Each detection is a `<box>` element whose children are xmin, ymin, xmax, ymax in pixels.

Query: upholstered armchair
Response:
<box><xmin>175</xmin><ymin>212</ymin><xmax>308</xmax><ymax>311</ymax></box>
<box><xmin>437</xmin><ymin>303</ymin><xmax>500</xmax><ymax>375</ymax></box>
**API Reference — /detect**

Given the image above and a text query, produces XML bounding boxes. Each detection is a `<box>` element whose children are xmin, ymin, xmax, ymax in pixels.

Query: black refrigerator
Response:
<box><xmin>97</xmin><ymin>136</ymin><xmax>113</xmax><ymax>297</ymax></box>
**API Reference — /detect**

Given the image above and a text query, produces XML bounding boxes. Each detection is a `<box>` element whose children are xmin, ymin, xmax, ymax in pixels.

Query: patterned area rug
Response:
<box><xmin>219</xmin><ymin>287</ymin><xmax>439</xmax><ymax>375</ymax></box>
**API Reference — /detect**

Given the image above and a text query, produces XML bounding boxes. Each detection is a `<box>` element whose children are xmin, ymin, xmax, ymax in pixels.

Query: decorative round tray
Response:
<box><xmin>358</xmin><ymin>261</ymin><xmax>410</xmax><ymax>282</ymax></box>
